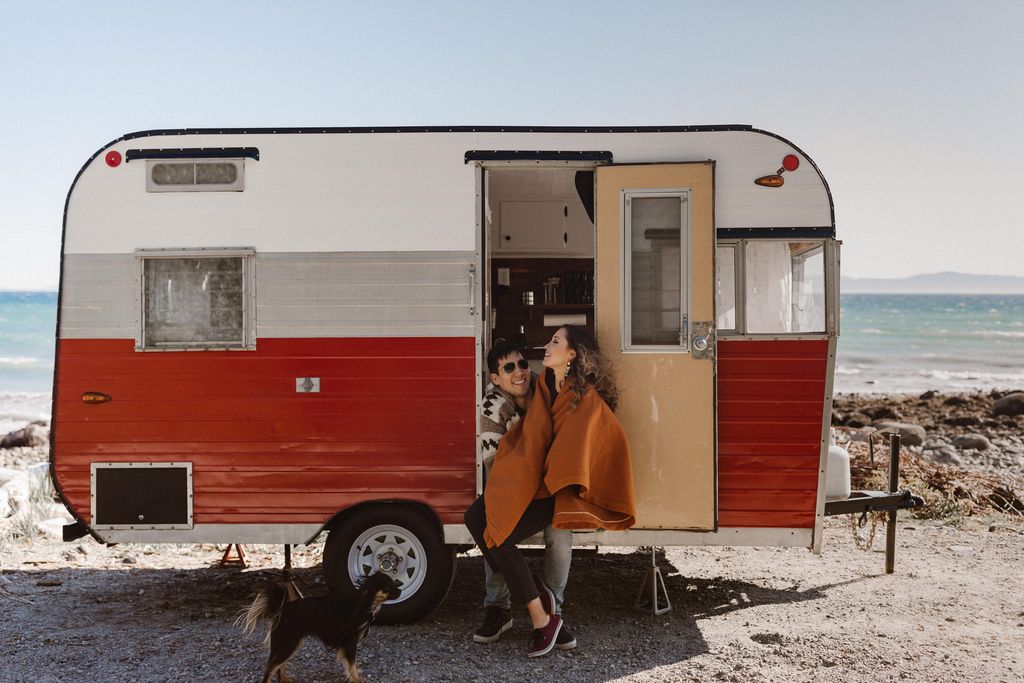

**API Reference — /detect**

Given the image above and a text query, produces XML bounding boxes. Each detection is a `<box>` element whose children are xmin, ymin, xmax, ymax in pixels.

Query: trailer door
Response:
<box><xmin>595</xmin><ymin>162</ymin><xmax>716</xmax><ymax>530</ymax></box>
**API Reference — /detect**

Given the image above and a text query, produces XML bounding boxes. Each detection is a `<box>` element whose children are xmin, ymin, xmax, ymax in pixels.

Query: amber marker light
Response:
<box><xmin>105</xmin><ymin>151</ymin><xmax>122</xmax><ymax>167</ymax></box>
<box><xmin>755</xmin><ymin>175</ymin><xmax>785</xmax><ymax>187</ymax></box>
<box><xmin>82</xmin><ymin>392</ymin><xmax>112</xmax><ymax>404</ymax></box>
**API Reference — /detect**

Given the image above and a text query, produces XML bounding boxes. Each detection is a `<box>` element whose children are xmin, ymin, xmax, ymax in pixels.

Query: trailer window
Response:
<box><xmin>623</xmin><ymin>191</ymin><xmax>689</xmax><ymax>350</ymax></box>
<box><xmin>745</xmin><ymin>240</ymin><xmax>825</xmax><ymax>333</ymax></box>
<box><xmin>716</xmin><ymin>245</ymin><xmax>737</xmax><ymax>331</ymax></box>
<box><xmin>146</xmin><ymin>159</ymin><xmax>244</xmax><ymax>192</ymax></box>
<box><xmin>138</xmin><ymin>251</ymin><xmax>254</xmax><ymax>349</ymax></box>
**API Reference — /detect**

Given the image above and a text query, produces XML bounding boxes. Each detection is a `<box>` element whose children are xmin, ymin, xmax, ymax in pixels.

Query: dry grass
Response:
<box><xmin>844</xmin><ymin>437</ymin><xmax>1024</xmax><ymax>526</ymax></box>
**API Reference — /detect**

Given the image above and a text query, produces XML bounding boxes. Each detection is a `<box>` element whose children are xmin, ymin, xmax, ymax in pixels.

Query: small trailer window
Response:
<box><xmin>624</xmin><ymin>191</ymin><xmax>689</xmax><ymax>350</ymax></box>
<box><xmin>137</xmin><ymin>250</ymin><xmax>254</xmax><ymax>350</ymax></box>
<box><xmin>146</xmin><ymin>159</ymin><xmax>244</xmax><ymax>192</ymax></box>
<box><xmin>745</xmin><ymin>240</ymin><xmax>825</xmax><ymax>333</ymax></box>
<box><xmin>716</xmin><ymin>245</ymin><xmax>737</xmax><ymax>331</ymax></box>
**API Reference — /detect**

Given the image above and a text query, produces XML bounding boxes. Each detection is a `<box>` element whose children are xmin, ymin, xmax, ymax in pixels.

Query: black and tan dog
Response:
<box><xmin>239</xmin><ymin>572</ymin><xmax>401</xmax><ymax>683</ymax></box>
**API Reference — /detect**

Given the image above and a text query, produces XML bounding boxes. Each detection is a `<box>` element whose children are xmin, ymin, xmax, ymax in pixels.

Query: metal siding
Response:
<box><xmin>58</xmin><ymin>255</ymin><xmax>137</xmax><ymax>339</ymax></box>
<box><xmin>59</xmin><ymin>252</ymin><xmax>476</xmax><ymax>339</ymax></box>
<box><xmin>52</xmin><ymin>337</ymin><xmax>476</xmax><ymax>528</ymax></box>
<box><xmin>717</xmin><ymin>339</ymin><xmax>829</xmax><ymax>528</ymax></box>
<box><xmin>64</xmin><ymin>130</ymin><xmax>831</xmax><ymax>255</ymax></box>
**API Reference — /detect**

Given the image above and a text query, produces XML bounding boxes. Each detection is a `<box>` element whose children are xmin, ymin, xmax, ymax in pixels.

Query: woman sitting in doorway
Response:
<box><xmin>464</xmin><ymin>325</ymin><xmax>636</xmax><ymax>658</ymax></box>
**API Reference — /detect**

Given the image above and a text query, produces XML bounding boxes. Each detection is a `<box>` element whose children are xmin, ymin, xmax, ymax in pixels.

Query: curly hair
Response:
<box><xmin>561</xmin><ymin>325</ymin><xmax>620</xmax><ymax>412</ymax></box>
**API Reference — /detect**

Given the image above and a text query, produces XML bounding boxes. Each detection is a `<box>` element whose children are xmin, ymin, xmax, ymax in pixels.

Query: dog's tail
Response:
<box><xmin>235</xmin><ymin>583</ymin><xmax>288</xmax><ymax>647</ymax></box>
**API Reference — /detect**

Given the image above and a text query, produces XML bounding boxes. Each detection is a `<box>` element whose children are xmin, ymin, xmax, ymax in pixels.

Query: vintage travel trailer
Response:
<box><xmin>52</xmin><ymin>125</ymin><xmax>844</xmax><ymax>621</ymax></box>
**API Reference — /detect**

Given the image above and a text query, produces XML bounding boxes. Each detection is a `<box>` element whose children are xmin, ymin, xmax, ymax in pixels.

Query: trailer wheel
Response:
<box><xmin>322</xmin><ymin>506</ymin><xmax>455</xmax><ymax>624</ymax></box>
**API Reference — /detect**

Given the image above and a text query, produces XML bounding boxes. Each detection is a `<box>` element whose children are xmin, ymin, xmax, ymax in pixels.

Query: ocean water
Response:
<box><xmin>836</xmin><ymin>293</ymin><xmax>1024</xmax><ymax>394</ymax></box>
<box><xmin>0</xmin><ymin>291</ymin><xmax>1021</xmax><ymax>432</ymax></box>
<box><xmin>0</xmin><ymin>292</ymin><xmax>56</xmax><ymax>434</ymax></box>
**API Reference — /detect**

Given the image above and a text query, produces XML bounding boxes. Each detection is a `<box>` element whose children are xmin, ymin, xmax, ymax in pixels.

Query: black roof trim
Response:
<box><xmin>125</xmin><ymin>147</ymin><xmax>259</xmax><ymax>162</ymax></box>
<box><xmin>465</xmin><ymin>150</ymin><xmax>612</xmax><ymax>163</ymax></box>
<box><xmin>116</xmin><ymin>124</ymin><xmax>754</xmax><ymax>141</ymax></box>
<box><xmin>717</xmin><ymin>226</ymin><xmax>836</xmax><ymax>239</ymax></box>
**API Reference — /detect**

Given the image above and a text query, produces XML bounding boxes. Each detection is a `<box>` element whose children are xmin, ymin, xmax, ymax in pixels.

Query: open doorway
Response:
<box><xmin>483</xmin><ymin>166</ymin><xmax>597</xmax><ymax>368</ymax></box>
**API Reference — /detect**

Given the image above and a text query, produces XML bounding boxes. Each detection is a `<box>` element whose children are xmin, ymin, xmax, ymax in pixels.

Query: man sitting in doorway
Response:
<box><xmin>474</xmin><ymin>339</ymin><xmax>576</xmax><ymax>649</ymax></box>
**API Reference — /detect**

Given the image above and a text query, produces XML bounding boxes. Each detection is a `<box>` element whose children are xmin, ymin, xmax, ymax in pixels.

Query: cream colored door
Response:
<box><xmin>595</xmin><ymin>163</ymin><xmax>715</xmax><ymax>530</ymax></box>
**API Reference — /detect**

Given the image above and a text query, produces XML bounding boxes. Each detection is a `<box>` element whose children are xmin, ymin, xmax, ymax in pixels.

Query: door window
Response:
<box><xmin>623</xmin><ymin>191</ymin><xmax>690</xmax><ymax>350</ymax></box>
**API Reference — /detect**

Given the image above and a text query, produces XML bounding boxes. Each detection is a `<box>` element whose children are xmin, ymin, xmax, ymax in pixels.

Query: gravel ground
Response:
<box><xmin>1</xmin><ymin>518</ymin><xmax>1022</xmax><ymax>683</ymax></box>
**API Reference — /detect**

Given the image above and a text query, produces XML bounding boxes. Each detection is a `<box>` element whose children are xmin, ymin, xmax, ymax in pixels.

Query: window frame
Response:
<box><xmin>621</xmin><ymin>188</ymin><xmax>691</xmax><ymax>353</ymax></box>
<box><xmin>716</xmin><ymin>237</ymin><xmax>839</xmax><ymax>339</ymax></box>
<box><xmin>145</xmin><ymin>158</ymin><xmax>245</xmax><ymax>192</ymax></box>
<box><xmin>134</xmin><ymin>247</ymin><xmax>256</xmax><ymax>351</ymax></box>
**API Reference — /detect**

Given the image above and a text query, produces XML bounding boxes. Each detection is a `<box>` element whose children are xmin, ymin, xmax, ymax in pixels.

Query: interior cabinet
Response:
<box><xmin>494</xmin><ymin>201</ymin><xmax>593</xmax><ymax>256</ymax></box>
<box><xmin>490</xmin><ymin>257</ymin><xmax>594</xmax><ymax>358</ymax></box>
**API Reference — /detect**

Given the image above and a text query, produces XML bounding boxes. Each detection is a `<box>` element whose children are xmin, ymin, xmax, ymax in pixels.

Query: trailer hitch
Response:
<box><xmin>822</xmin><ymin>434</ymin><xmax>925</xmax><ymax>574</ymax></box>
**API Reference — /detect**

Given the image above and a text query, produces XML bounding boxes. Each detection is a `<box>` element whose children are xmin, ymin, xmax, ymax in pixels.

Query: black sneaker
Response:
<box><xmin>527</xmin><ymin>613</ymin><xmax>562</xmax><ymax>658</ymax></box>
<box><xmin>473</xmin><ymin>607</ymin><xmax>512</xmax><ymax>643</ymax></box>
<box><xmin>555</xmin><ymin>623</ymin><xmax>577</xmax><ymax>650</ymax></box>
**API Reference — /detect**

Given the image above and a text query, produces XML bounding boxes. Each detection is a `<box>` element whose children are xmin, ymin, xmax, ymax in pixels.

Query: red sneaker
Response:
<box><xmin>527</xmin><ymin>614</ymin><xmax>562</xmax><ymax>658</ymax></box>
<box><xmin>532</xmin><ymin>574</ymin><xmax>555</xmax><ymax>615</ymax></box>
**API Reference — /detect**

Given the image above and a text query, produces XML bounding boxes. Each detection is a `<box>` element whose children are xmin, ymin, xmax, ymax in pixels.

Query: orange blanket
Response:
<box><xmin>483</xmin><ymin>372</ymin><xmax>636</xmax><ymax>547</ymax></box>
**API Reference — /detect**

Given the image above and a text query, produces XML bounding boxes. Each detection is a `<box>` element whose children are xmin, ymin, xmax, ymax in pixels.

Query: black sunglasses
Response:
<box><xmin>500</xmin><ymin>359</ymin><xmax>530</xmax><ymax>374</ymax></box>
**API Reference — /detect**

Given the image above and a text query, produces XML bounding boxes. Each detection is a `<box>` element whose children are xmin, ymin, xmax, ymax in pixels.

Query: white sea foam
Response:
<box><xmin>835</xmin><ymin>366</ymin><xmax>862</xmax><ymax>375</ymax></box>
<box><xmin>965</xmin><ymin>330</ymin><xmax>1024</xmax><ymax>339</ymax></box>
<box><xmin>860</xmin><ymin>328</ymin><xmax>884</xmax><ymax>334</ymax></box>
<box><xmin>0</xmin><ymin>356</ymin><xmax>45</xmax><ymax>367</ymax></box>
<box><xmin>0</xmin><ymin>391</ymin><xmax>51</xmax><ymax>435</ymax></box>
<box><xmin>917</xmin><ymin>369</ymin><xmax>1024</xmax><ymax>383</ymax></box>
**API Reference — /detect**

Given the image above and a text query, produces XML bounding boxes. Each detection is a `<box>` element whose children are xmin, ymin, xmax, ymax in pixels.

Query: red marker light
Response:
<box><xmin>782</xmin><ymin>154</ymin><xmax>799</xmax><ymax>172</ymax></box>
<box><xmin>105</xmin><ymin>151</ymin><xmax>122</xmax><ymax>167</ymax></box>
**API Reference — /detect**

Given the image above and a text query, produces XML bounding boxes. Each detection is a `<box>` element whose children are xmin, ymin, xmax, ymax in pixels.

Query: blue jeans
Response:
<box><xmin>484</xmin><ymin>524</ymin><xmax>572</xmax><ymax>614</ymax></box>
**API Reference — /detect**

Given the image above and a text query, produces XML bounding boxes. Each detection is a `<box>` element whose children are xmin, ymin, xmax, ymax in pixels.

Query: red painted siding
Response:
<box><xmin>52</xmin><ymin>338</ymin><xmax>477</xmax><ymax>526</ymax></box>
<box><xmin>717</xmin><ymin>339</ymin><xmax>829</xmax><ymax>529</ymax></box>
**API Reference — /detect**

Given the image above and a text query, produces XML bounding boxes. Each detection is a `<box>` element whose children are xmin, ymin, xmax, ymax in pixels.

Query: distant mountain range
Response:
<box><xmin>843</xmin><ymin>271</ymin><xmax>1024</xmax><ymax>294</ymax></box>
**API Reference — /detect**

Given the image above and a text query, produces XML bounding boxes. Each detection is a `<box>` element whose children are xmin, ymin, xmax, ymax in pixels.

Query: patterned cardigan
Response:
<box><xmin>479</xmin><ymin>382</ymin><xmax>528</xmax><ymax>471</ymax></box>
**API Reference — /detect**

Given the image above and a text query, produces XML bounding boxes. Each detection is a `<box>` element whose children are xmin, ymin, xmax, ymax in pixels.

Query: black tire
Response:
<box><xmin>322</xmin><ymin>505</ymin><xmax>455</xmax><ymax>624</ymax></box>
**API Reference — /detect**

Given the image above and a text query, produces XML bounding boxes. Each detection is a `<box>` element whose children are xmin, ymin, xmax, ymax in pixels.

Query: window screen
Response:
<box><xmin>142</xmin><ymin>257</ymin><xmax>246</xmax><ymax>348</ymax></box>
<box><xmin>625</xmin><ymin>193</ymin><xmax>688</xmax><ymax>348</ymax></box>
<box><xmin>146</xmin><ymin>159</ymin><xmax>244</xmax><ymax>192</ymax></box>
<box><xmin>745</xmin><ymin>241</ymin><xmax>825</xmax><ymax>333</ymax></box>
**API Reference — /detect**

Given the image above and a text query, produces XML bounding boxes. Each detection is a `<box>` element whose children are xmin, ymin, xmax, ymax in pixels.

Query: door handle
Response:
<box><xmin>690</xmin><ymin>322</ymin><xmax>715</xmax><ymax>361</ymax></box>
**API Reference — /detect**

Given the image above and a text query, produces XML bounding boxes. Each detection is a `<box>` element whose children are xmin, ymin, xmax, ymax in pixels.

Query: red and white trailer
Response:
<box><xmin>53</xmin><ymin>125</ymin><xmax>843</xmax><ymax>621</ymax></box>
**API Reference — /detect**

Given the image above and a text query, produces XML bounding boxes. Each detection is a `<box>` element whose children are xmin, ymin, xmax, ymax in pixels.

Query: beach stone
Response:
<box><xmin>866</xmin><ymin>406</ymin><xmax>903</xmax><ymax>421</ymax></box>
<box><xmin>1</xmin><ymin>477</ymin><xmax>30</xmax><ymax>512</ymax></box>
<box><xmin>845</xmin><ymin>413</ymin><xmax>872</xmax><ymax>428</ymax></box>
<box><xmin>0</xmin><ymin>421</ymin><xmax>49</xmax><ymax>449</ymax></box>
<box><xmin>873</xmin><ymin>421</ymin><xmax>926</xmax><ymax>446</ymax></box>
<box><xmin>0</xmin><ymin>467</ymin><xmax>24</xmax><ymax>487</ymax></box>
<box><xmin>944</xmin><ymin>415</ymin><xmax>980</xmax><ymax>427</ymax></box>
<box><xmin>919</xmin><ymin>390</ymin><xmax>938</xmax><ymax>400</ymax></box>
<box><xmin>924</xmin><ymin>446</ymin><xmax>962</xmax><ymax>466</ymax></box>
<box><xmin>943</xmin><ymin>396</ymin><xmax>969</xmax><ymax>406</ymax></box>
<box><xmin>992</xmin><ymin>392</ymin><xmax>1024</xmax><ymax>417</ymax></box>
<box><xmin>953</xmin><ymin>434</ymin><xmax>992</xmax><ymax>451</ymax></box>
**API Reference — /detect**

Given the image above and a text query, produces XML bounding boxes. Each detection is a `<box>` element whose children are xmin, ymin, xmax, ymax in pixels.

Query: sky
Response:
<box><xmin>1</xmin><ymin>1</ymin><xmax>1022</xmax><ymax>290</ymax></box>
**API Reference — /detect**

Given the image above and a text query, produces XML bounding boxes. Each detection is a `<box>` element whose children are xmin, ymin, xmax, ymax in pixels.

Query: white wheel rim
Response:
<box><xmin>347</xmin><ymin>523</ymin><xmax>427</xmax><ymax>604</ymax></box>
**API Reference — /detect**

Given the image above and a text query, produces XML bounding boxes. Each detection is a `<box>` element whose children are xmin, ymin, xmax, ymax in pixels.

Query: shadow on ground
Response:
<box><xmin>0</xmin><ymin>547</ymin><xmax>865</xmax><ymax>682</ymax></box>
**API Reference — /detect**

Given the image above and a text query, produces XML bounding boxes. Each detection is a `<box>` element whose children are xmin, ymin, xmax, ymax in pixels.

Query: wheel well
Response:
<box><xmin>318</xmin><ymin>500</ymin><xmax>445</xmax><ymax>542</ymax></box>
